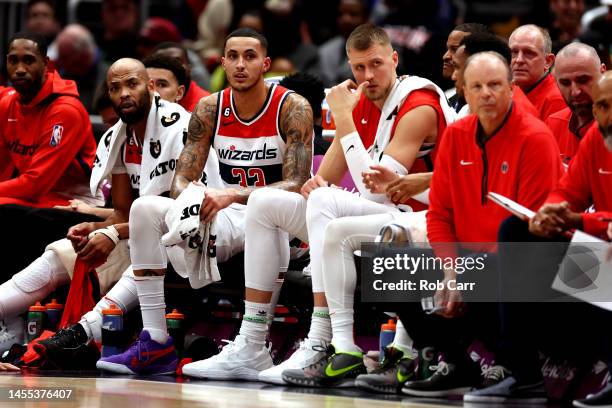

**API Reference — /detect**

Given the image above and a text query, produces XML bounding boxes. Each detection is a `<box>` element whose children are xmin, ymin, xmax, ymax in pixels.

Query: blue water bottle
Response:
<box><xmin>45</xmin><ymin>299</ymin><xmax>63</xmax><ymax>331</ymax></box>
<box><xmin>101</xmin><ymin>304</ymin><xmax>124</xmax><ymax>357</ymax></box>
<box><xmin>379</xmin><ymin>319</ymin><xmax>396</xmax><ymax>363</ymax></box>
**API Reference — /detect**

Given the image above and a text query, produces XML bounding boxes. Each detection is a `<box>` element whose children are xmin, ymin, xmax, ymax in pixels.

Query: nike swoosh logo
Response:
<box><xmin>397</xmin><ymin>367</ymin><xmax>411</xmax><ymax>383</ymax></box>
<box><xmin>325</xmin><ymin>361</ymin><xmax>362</xmax><ymax>377</ymax></box>
<box><xmin>130</xmin><ymin>346</ymin><xmax>175</xmax><ymax>369</ymax></box>
<box><xmin>361</xmin><ymin>118</ymin><xmax>367</xmax><ymax>125</ymax></box>
<box><xmin>599</xmin><ymin>168</ymin><xmax>612</xmax><ymax>175</ymax></box>
<box><xmin>460</xmin><ymin>160</ymin><xmax>473</xmax><ymax>166</ymax></box>
<box><xmin>346</xmin><ymin>145</ymin><xmax>355</xmax><ymax>153</ymax></box>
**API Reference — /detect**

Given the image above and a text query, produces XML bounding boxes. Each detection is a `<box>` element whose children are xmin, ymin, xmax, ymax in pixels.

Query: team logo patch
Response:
<box><xmin>161</xmin><ymin>112</ymin><xmax>180</xmax><ymax>127</ymax></box>
<box><xmin>103</xmin><ymin>130</ymin><xmax>112</xmax><ymax>147</ymax></box>
<box><xmin>50</xmin><ymin>124</ymin><xmax>63</xmax><ymax>147</ymax></box>
<box><xmin>501</xmin><ymin>161</ymin><xmax>509</xmax><ymax>174</ymax></box>
<box><xmin>150</xmin><ymin>140</ymin><xmax>162</xmax><ymax>159</ymax></box>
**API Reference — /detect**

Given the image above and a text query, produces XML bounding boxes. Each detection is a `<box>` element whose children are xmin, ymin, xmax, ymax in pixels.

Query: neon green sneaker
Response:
<box><xmin>355</xmin><ymin>346</ymin><xmax>416</xmax><ymax>394</ymax></box>
<box><xmin>281</xmin><ymin>345</ymin><xmax>366</xmax><ymax>388</ymax></box>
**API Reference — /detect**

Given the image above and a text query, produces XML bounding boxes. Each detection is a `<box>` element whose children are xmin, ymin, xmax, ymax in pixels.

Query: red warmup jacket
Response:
<box><xmin>545</xmin><ymin>107</ymin><xmax>595</xmax><ymax>165</ymax></box>
<box><xmin>512</xmin><ymin>85</ymin><xmax>538</xmax><ymax>118</ymax></box>
<box><xmin>525</xmin><ymin>72</ymin><xmax>567</xmax><ymax>122</ymax></box>
<box><xmin>547</xmin><ymin>126</ymin><xmax>612</xmax><ymax>239</ymax></box>
<box><xmin>427</xmin><ymin>103</ymin><xmax>562</xmax><ymax>257</ymax></box>
<box><xmin>0</xmin><ymin>70</ymin><xmax>96</xmax><ymax>207</ymax></box>
<box><xmin>179</xmin><ymin>80</ymin><xmax>210</xmax><ymax>112</ymax></box>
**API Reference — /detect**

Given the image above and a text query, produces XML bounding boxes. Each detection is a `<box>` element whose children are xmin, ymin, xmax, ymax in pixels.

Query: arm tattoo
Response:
<box><xmin>268</xmin><ymin>93</ymin><xmax>313</xmax><ymax>193</ymax></box>
<box><xmin>171</xmin><ymin>95</ymin><xmax>217</xmax><ymax>198</ymax></box>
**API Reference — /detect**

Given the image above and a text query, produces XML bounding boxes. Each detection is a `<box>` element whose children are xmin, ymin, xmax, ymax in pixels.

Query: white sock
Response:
<box><xmin>134</xmin><ymin>275</ymin><xmax>168</xmax><ymax>344</ymax></box>
<box><xmin>307</xmin><ymin>306</ymin><xmax>332</xmax><ymax>343</ymax></box>
<box><xmin>79</xmin><ymin>272</ymin><xmax>139</xmax><ymax>342</ymax></box>
<box><xmin>392</xmin><ymin>319</ymin><xmax>414</xmax><ymax>357</ymax></box>
<box><xmin>239</xmin><ymin>300</ymin><xmax>269</xmax><ymax>345</ymax></box>
<box><xmin>330</xmin><ymin>309</ymin><xmax>360</xmax><ymax>352</ymax></box>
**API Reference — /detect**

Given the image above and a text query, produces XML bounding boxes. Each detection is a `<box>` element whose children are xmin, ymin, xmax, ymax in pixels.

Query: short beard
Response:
<box><xmin>115</xmin><ymin>89</ymin><xmax>151</xmax><ymax>124</ymax></box>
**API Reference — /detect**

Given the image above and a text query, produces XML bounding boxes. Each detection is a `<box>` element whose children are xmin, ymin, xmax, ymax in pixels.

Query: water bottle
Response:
<box><xmin>166</xmin><ymin>309</ymin><xmax>185</xmax><ymax>358</ymax></box>
<box><xmin>26</xmin><ymin>302</ymin><xmax>46</xmax><ymax>342</ymax></box>
<box><xmin>379</xmin><ymin>319</ymin><xmax>396</xmax><ymax>363</ymax></box>
<box><xmin>44</xmin><ymin>298</ymin><xmax>63</xmax><ymax>331</ymax></box>
<box><xmin>101</xmin><ymin>304</ymin><xmax>124</xmax><ymax>357</ymax></box>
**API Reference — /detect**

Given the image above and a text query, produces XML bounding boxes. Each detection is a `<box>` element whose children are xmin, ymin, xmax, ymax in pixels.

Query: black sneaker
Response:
<box><xmin>355</xmin><ymin>346</ymin><xmax>416</xmax><ymax>394</ymax></box>
<box><xmin>476</xmin><ymin>365</ymin><xmax>512</xmax><ymax>389</ymax></box>
<box><xmin>282</xmin><ymin>345</ymin><xmax>366</xmax><ymax>388</ymax></box>
<box><xmin>463</xmin><ymin>376</ymin><xmax>547</xmax><ymax>404</ymax></box>
<box><xmin>573</xmin><ymin>382</ymin><xmax>612</xmax><ymax>407</ymax></box>
<box><xmin>401</xmin><ymin>361</ymin><xmax>474</xmax><ymax>397</ymax></box>
<box><xmin>34</xmin><ymin>324</ymin><xmax>99</xmax><ymax>369</ymax></box>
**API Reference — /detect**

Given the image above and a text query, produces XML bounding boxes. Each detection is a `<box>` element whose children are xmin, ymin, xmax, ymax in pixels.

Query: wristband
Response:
<box><xmin>92</xmin><ymin>227</ymin><xmax>120</xmax><ymax>245</ymax></box>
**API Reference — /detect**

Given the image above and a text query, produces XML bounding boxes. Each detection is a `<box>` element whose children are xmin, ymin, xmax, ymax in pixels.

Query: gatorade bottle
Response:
<box><xmin>44</xmin><ymin>299</ymin><xmax>63</xmax><ymax>331</ymax></box>
<box><xmin>166</xmin><ymin>309</ymin><xmax>185</xmax><ymax>359</ymax></box>
<box><xmin>101</xmin><ymin>304</ymin><xmax>124</xmax><ymax>357</ymax></box>
<box><xmin>26</xmin><ymin>302</ymin><xmax>46</xmax><ymax>342</ymax></box>
<box><xmin>379</xmin><ymin>319</ymin><xmax>396</xmax><ymax>363</ymax></box>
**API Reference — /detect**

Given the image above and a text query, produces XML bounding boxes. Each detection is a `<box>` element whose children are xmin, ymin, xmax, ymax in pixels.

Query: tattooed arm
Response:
<box><xmin>170</xmin><ymin>94</ymin><xmax>218</xmax><ymax>199</ymax></box>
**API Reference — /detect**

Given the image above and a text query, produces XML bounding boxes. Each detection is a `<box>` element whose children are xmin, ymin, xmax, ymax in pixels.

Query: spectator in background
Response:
<box><xmin>143</xmin><ymin>54</ymin><xmax>187</xmax><ymax>105</ymax></box>
<box><xmin>547</xmin><ymin>42</ymin><xmax>605</xmax><ymax>165</ymax></box>
<box><xmin>54</xmin><ymin>24</ymin><xmax>108</xmax><ymax>113</ymax></box>
<box><xmin>263</xmin><ymin>0</ymin><xmax>321</xmax><ymax>79</ymax></box>
<box><xmin>137</xmin><ymin>17</ymin><xmax>182</xmax><ymax>59</ymax></box>
<box><xmin>98</xmin><ymin>0</ymin><xmax>140</xmax><ymax>64</ymax></box>
<box><xmin>92</xmin><ymin>81</ymin><xmax>119</xmax><ymax>130</ymax></box>
<box><xmin>195</xmin><ymin>0</ymin><xmax>233</xmax><ymax>71</ymax></box>
<box><xmin>151</xmin><ymin>42</ymin><xmax>210</xmax><ymax>112</ymax></box>
<box><xmin>580</xmin><ymin>0</ymin><xmax>612</xmax><ymax>70</ymax></box>
<box><xmin>548</xmin><ymin>0</ymin><xmax>585</xmax><ymax>50</ymax></box>
<box><xmin>318</xmin><ymin>0</ymin><xmax>370</xmax><ymax>87</ymax></box>
<box><xmin>509</xmin><ymin>24</ymin><xmax>567</xmax><ymax>121</ymax></box>
<box><xmin>24</xmin><ymin>0</ymin><xmax>61</xmax><ymax>51</ymax></box>
<box><xmin>279</xmin><ymin>72</ymin><xmax>329</xmax><ymax>155</ymax></box>
<box><xmin>237</xmin><ymin>8</ymin><xmax>265</xmax><ymax>34</ymax></box>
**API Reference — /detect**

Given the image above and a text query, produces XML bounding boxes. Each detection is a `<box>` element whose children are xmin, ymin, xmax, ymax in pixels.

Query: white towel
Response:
<box><xmin>370</xmin><ymin>76</ymin><xmax>457</xmax><ymax>162</ymax></box>
<box><xmin>90</xmin><ymin>95</ymin><xmax>197</xmax><ymax>196</ymax></box>
<box><xmin>161</xmin><ymin>182</ymin><xmax>220</xmax><ymax>288</ymax></box>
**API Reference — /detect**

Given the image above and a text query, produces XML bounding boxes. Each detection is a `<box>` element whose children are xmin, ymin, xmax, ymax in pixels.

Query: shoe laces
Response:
<box><xmin>429</xmin><ymin>361</ymin><xmax>450</xmax><ymax>376</ymax></box>
<box><xmin>481</xmin><ymin>365</ymin><xmax>510</xmax><ymax>382</ymax></box>
<box><xmin>51</xmin><ymin>327</ymin><xmax>79</xmax><ymax>347</ymax></box>
<box><xmin>217</xmin><ymin>339</ymin><xmax>237</xmax><ymax>355</ymax></box>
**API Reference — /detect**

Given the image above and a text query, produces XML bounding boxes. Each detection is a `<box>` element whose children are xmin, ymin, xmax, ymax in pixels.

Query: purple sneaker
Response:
<box><xmin>96</xmin><ymin>330</ymin><xmax>178</xmax><ymax>375</ymax></box>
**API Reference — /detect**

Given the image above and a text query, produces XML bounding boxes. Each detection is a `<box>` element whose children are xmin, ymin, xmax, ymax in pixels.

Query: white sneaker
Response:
<box><xmin>258</xmin><ymin>338</ymin><xmax>328</xmax><ymax>385</ymax></box>
<box><xmin>0</xmin><ymin>317</ymin><xmax>24</xmax><ymax>355</ymax></box>
<box><xmin>182</xmin><ymin>335</ymin><xmax>273</xmax><ymax>381</ymax></box>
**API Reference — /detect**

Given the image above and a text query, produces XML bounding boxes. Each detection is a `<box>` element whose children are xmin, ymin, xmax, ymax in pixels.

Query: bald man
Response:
<box><xmin>396</xmin><ymin>52</ymin><xmax>561</xmax><ymax>398</ymax></box>
<box><xmin>547</xmin><ymin>42</ymin><xmax>606</xmax><ymax>164</ymax></box>
<box><xmin>509</xmin><ymin>24</ymin><xmax>567</xmax><ymax>121</ymax></box>
<box><xmin>471</xmin><ymin>72</ymin><xmax>612</xmax><ymax>405</ymax></box>
<box><xmin>31</xmin><ymin>58</ymin><xmax>221</xmax><ymax>371</ymax></box>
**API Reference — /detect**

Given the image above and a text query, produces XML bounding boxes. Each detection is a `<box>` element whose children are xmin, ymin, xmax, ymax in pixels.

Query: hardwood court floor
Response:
<box><xmin>0</xmin><ymin>370</ymin><xmax>466</xmax><ymax>408</ymax></box>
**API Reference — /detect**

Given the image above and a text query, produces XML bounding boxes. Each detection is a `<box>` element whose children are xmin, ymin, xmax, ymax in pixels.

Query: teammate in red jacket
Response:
<box><xmin>0</xmin><ymin>32</ymin><xmax>96</xmax><ymax>207</ymax></box>
<box><xmin>531</xmin><ymin>72</ymin><xmax>612</xmax><ymax>240</ymax></box>
<box><xmin>509</xmin><ymin>25</ymin><xmax>566</xmax><ymax>121</ymax></box>
<box><xmin>545</xmin><ymin>42</ymin><xmax>605</xmax><ymax>165</ymax></box>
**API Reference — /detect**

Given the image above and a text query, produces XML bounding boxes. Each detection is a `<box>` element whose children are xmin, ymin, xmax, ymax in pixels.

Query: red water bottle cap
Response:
<box><xmin>29</xmin><ymin>301</ymin><xmax>46</xmax><ymax>312</ymax></box>
<box><xmin>381</xmin><ymin>319</ymin><xmax>396</xmax><ymax>331</ymax></box>
<box><xmin>166</xmin><ymin>309</ymin><xmax>184</xmax><ymax>319</ymax></box>
<box><xmin>45</xmin><ymin>298</ymin><xmax>63</xmax><ymax>310</ymax></box>
<box><xmin>102</xmin><ymin>304</ymin><xmax>123</xmax><ymax>315</ymax></box>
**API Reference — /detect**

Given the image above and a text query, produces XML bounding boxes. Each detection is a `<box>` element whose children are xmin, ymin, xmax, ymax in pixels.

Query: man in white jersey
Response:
<box><xmin>32</xmin><ymin>58</ymin><xmax>220</xmax><ymax>371</ymax></box>
<box><xmin>93</xmin><ymin>28</ymin><xmax>314</xmax><ymax>375</ymax></box>
<box><xmin>185</xmin><ymin>23</ymin><xmax>453</xmax><ymax>385</ymax></box>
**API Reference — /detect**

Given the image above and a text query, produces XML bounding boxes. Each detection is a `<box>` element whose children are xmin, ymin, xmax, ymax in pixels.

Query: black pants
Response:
<box><xmin>0</xmin><ymin>204</ymin><xmax>103</xmax><ymax>280</ymax></box>
<box><xmin>373</xmin><ymin>245</ymin><xmax>501</xmax><ymax>371</ymax></box>
<box><xmin>496</xmin><ymin>216</ymin><xmax>612</xmax><ymax>381</ymax></box>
